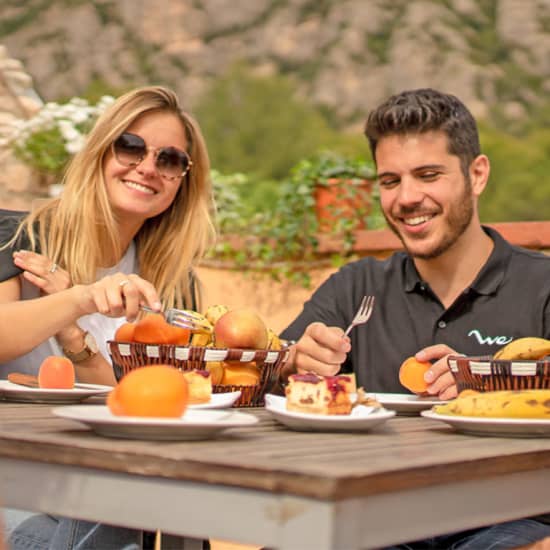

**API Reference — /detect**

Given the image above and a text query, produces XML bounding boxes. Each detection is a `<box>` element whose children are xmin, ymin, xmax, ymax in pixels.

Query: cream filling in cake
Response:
<box><xmin>285</xmin><ymin>373</ymin><xmax>352</xmax><ymax>415</ymax></box>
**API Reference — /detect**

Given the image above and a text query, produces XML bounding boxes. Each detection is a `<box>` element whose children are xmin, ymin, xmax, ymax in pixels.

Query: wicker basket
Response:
<box><xmin>107</xmin><ymin>341</ymin><xmax>290</xmax><ymax>407</ymax></box>
<box><xmin>447</xmin><ymin>355</ymin><xmax>550</xmax><ymax>392</ymax></box>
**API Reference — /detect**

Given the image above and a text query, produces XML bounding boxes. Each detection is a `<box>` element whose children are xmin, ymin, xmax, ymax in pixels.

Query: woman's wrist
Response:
<box><xmin>69</xmin><ymin>284</ymin><xmax>95</xmax><ymax>317</ymax></box>
<box><xmin>55</xmin><ymin>324</ymin><xmax>85</xmax><ymax>350</ymax></box>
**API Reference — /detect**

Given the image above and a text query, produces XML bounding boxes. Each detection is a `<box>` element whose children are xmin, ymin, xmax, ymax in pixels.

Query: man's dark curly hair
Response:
<box><xmin>364</xmin><ymin>88</ymin><xmax>480</xmax><ymax>177</ymax></box>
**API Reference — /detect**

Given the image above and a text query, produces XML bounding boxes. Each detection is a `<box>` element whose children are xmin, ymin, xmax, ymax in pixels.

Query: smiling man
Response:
<box><xmin>282</xmin><ymin>88</ymin><xmax>550</xmax><ymax>398</ymax></box>
<box><xmin>280</xmin><ymin>88</ymin><xmax>550</xmax><ymax>548</ymax></box>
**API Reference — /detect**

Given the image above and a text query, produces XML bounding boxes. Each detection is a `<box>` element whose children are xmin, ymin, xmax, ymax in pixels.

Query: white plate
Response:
<box><xmin>0</xmin><ymin>380</ymin><xmax>111</xmax><ymax>404</ymax></box>
<box><xmin>367</xmin><ymin>393</ymin><xmax>450</xmax><ymax>414</ymax></box>
<box><xmin>189</xmin><ymin>391</ymin><xmax>241</xmax><ymax>410</ymax></box>
<box><xmin>53</xmin><ymin>405</ymin><xmax>258</xmax><ymax>441</ymax></box>
<box><xmin>264</xmin><ymin>394</ymin><xmax>395</xmax><ymax>432</ymax></box>
<box><xmin>421</xmin><ymin>409</ymin><xmax>550</xmax><ymax>438</ymax></box>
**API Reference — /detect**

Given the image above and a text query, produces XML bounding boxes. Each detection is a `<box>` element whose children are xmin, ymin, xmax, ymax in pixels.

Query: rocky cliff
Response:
<box><xmin>1</xmin><ymin>0</ymin><xmax>549</xmax><ymax>126</ymax></box>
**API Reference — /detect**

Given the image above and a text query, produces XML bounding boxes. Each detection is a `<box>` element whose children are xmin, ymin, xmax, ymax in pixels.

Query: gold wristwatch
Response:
<box><xmin>62</xmin><ymin>331</ymin><xmax>99</xmax><ymax>363</ymax></box>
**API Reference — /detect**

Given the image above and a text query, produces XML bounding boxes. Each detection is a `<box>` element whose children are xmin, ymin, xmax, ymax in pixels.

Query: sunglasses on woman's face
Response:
<box><xmin>112</xmin><ymin>132</ymin><xmax>192</xmax><ymax>181</ymax></box>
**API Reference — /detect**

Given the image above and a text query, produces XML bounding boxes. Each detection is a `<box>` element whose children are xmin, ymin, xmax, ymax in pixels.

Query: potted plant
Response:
<box><xmin>209</xmin><ymin>153</ymin><xmax>383</xmax><ymax>288</ymax></box>
<box><xmin>292</xmin><ymin>151</ymin><xmax>377</xmax><ymax>233</ymax></box>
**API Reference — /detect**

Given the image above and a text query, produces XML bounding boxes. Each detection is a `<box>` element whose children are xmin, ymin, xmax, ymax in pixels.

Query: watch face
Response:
<box><xmin>84</xmin><ymin>332</ymin><xmax>99</xmax><ymax>354</ymax></box>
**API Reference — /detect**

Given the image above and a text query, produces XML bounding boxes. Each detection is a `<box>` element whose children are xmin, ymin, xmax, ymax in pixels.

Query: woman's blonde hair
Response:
<box><xmin>13</xmin><ymin>85</ymin><xmax>216</xmax><ymax>309</ymax></box>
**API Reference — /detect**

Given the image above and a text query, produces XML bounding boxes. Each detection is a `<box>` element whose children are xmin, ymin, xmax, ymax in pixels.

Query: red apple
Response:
<box><xmin>213</xmin><ymin>308</ymin><xmax>268</xmax><ymax>349</ymax></box>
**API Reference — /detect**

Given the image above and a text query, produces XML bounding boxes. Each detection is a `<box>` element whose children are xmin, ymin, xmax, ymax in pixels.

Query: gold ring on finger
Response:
<box><xmin>119</xmin><ymin>279</ymin><xmax>130</xmax><ymax>288</ymax></box>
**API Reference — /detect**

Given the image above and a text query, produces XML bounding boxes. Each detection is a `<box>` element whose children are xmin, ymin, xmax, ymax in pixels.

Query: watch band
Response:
<box><xmin>62</xmin><ymin>331</ymin><xmax>99</xmax><ymax>363</ymax></box>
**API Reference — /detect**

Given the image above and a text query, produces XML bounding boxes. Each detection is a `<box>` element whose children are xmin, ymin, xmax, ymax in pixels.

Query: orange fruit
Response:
<box><xmin>114</xmin><ymin>322</ymin><xmax>136</xmax><ymax>342</ymax></box>
<box><xmin>167</xmin><ymin>325</ymin><xmax>191</xmax><ymax>346</ymax></box>
<box><xmin>38</xmin><ymin>356</ymin><xmax>75</xmax><ymax>389</ymax></box>
<box><xmin>398</xmin><ymin>356</ymin><xmax>431</xmax><ymax>394</ymax></box>
<box><xmin>221</xmin><ymin>362</ymin><xmax>261</xmax><ymax>386</ymax></box>
<box><xmin>106</xmin><ymin>389</ymin><xmax>125</xmax><ymax>415</ymax></box>
<box><xmin>107</xmin><ymin>365</ymin><xmax>189</xmax><ymax>417</ymax></box>
<box><xmin>133</xmin><ymin>313</ymin><xmax>173</xmax><ymax>344</ymax></box>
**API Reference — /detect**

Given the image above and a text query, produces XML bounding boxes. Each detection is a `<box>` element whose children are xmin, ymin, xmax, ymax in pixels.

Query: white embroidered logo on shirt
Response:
<box><xmin>468</xmin><ymin>329</ymin><xmax>513</xmax><ymax>346</ymax></box>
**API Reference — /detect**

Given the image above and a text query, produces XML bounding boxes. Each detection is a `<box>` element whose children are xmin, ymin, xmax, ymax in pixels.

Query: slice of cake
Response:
<box><xmin>285</xmin><ymin>373</ymin><xmax>352</xmax><ymax>415</ymax></box>
<box><xmin>182</xmin><ymin>369</ymin><xmax>212</xmax><ymax>404</ymax></box>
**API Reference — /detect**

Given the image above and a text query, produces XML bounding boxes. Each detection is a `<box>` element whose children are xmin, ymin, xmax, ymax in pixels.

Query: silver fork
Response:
<box><xmin>140</xmin><ymin>305</ymin><xmax>213</xmax><ymax>332</ymax></box>
<box><xmin>343</xmin><ymin>295</ymin><xmax>375</xmax><ymax>337</ymax></box>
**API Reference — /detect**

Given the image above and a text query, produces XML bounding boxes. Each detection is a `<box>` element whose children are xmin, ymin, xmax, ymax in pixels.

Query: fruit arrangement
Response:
<box><xmin>108</xmin><ymin>305</ymin><xmax>288</xmax><ymax>406</ymax></box>
<box><xmin>114</xmin><ymin>305</ymin><xmax>281</xmax><ymax>351</ymax></box>
<box><xmin>433</xmin><ymin>389</ymin><xmax>550</xmax><ymax>419</ymax></box>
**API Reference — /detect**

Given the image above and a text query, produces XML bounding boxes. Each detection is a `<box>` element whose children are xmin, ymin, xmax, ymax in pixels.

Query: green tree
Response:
<box><xmin>479</xmin><ymin>124</ymin><xmax>550</xmax><ymax>222</ymax></box>
<box><xmin>194</xmin><ymin>65</ymin><xmax>364</xmax><ymax>180</ymax></box>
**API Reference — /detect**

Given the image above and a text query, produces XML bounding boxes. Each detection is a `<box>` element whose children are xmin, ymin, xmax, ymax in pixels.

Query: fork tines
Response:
<box><xmin>168</xmin><ymin>309</ymin><xmax>213</xmax><ymax>333</ymax></box>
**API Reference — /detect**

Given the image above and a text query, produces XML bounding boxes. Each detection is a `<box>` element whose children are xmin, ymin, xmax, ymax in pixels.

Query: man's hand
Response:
<box><xmin>286</xmin><ymin>322</ymin><xmax>351</xmax><ymax>378</ymax></box>
<box><xmin>416</xmin><ymin>344</ymin><xmax>458</xmax><ymax>400</ymax></box>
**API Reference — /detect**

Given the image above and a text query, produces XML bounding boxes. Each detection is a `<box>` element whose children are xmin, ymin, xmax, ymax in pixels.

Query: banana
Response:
<box><xmin>433</xmin><ymin>390</ymin><xmax>550</xmax><ymax>419</ymax></box>
<box><xmin>191</xmin><ymin>331</ymin><xmax>212</xmax><ymax>346</ymax></box>
<box><xmin>204</xmin><ymin>304</ymin><xmax>229</xmax><ymax>326</ymax></box>
<box><xmin>493</xmin><ymin>337</ymin><xmax>550</xmax><ymax>360</ymax></box>
<box><xmin>267</xmin><ymin>328</ymin><xmax>282</xmax><ymax>350</ymax></box>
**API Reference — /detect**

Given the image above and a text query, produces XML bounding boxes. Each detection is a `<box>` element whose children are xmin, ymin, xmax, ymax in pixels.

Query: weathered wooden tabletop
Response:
<box><xmin>2</xmin><ymin>400</ymin><xmax>550</xmax><ymax>548</ymax></box>
<box><xmin>1</xmin><ymin>400</ymin><xmax>550</xmax><ymax>501</ymax></box>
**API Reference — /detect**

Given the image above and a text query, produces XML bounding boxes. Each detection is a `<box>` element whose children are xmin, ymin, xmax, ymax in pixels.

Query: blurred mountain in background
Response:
<box><xmin>2</xmin><ymin>0</ymin><xmax>549</xmax><ymax>129</ymax></box>
<box><xmin>2</xmin><ymin>0</ymin><xmax>550</xmax><ymax>221</ymax></box>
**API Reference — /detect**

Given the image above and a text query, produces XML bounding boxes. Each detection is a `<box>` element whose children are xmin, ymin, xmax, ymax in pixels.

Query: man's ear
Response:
<box><xmin>469</xmin><ymin>154</ymin><xmax>490</xmax><ymax>196</ymax></box>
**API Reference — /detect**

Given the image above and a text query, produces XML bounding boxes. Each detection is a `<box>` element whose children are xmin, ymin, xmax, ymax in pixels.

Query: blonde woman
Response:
<box><xmin>0</xmin><ymin>85</ymin><xmax>215</xmax><ymax>386</ymax></box>
<box><xmin>2</xmin><ymin>85</ymin><xmax>216</xmax><ymax>549</ymax></box>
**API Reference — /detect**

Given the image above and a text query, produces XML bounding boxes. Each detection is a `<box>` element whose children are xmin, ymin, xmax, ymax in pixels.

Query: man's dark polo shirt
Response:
<box><xmin>281</xmin><ymin>227</ymin><xmax>550</xmax><ymax>393</ymax></box>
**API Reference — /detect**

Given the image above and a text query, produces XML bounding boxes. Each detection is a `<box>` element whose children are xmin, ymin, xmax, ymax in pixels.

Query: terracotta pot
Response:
<box><xmin>313</xmin><ymin>177</ymin><xmax>373</xmax><ymax>232</ymax></box>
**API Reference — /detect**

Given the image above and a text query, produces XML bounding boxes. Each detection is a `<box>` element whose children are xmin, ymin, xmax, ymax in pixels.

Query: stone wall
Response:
<box><xmin>0</xmin><ymin>46</ymin><xmax>45</xmax><ymax>211</ymax></box>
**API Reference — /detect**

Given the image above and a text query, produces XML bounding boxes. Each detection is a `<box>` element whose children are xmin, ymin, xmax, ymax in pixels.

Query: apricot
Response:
<box><xmin>107</xmin><ymin>365</ymin><xmax>189</xmax><ymax>417</ymax></box>
<box><xmin>399</xmin><ymin>356</ymin><xmax>431</xmax><ymax>394</ymax></box>
<box><xmin>114</xmin><ymin>322</ymin><xmax>136</xmax><ymax>343</ymax></box>
<box><xmin>214</xmin><ymin>308</ymin><xmax>268</xmax><ymax>349</ymax></box>
<box><xmin>221</xmin><ymin>361</ymin><xmax>261</xmax><ymax>386</ymax></box>
<box><xmin>38</xmin><ymin>356</ymin><xmax>75</xmax><ymax>389</ymax></box>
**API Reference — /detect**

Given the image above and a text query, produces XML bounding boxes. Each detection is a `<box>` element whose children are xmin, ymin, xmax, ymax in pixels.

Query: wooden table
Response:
<box><xmin>1</xmin><ymin>401</ymin><xmax>550</xmax><ymax>549</ymax></box>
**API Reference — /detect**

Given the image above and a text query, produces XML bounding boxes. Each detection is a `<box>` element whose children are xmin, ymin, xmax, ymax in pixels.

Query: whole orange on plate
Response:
<box><xmin>38</xmin><ymin>356</ymin><xmax>75</xmax><ymax>389</ymax></box>
<box><xmin>107</xmin><ymin>365</ymin><xmax>189</xmax><ymax>417</ymax></box>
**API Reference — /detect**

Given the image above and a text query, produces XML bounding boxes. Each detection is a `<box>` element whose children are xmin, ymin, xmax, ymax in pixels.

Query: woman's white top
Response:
<box><xmin>0</xmin><ymin>242</ymin><xmax>137</xmax><ymax>379</ymax></box>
